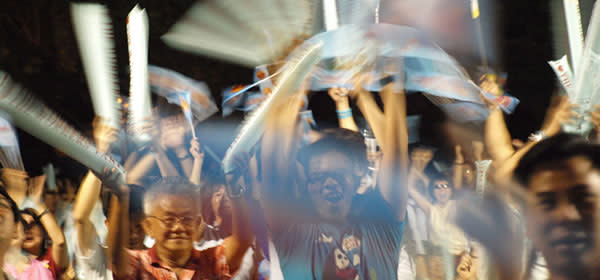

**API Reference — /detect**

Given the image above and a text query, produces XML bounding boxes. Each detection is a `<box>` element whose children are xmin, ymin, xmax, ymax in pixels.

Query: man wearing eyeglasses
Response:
<box><xmin>260</xmin><ymin>83</ymin><xmax>408</xmax><ymax>279</ymax></box>
<box><xmin>107</xmin><ymin>177</ymin><xmax>252</xmax><ymax>280</ymax></box>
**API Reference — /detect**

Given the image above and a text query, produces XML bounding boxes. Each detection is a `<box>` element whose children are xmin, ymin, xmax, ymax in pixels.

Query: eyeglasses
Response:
<box><xmin>434</xmin><ymin>183</ymin><xmax>450</xmax><ymax>189</ymax></box>
<box><xmin>147</xmin><ymin>215</ymin><xmax>198</xmax><ymax>229</ymax></box>
<box><xmin>307</xmin><ymin>172</ymin><xmax>353</xmax><ymax>187</ymax></box>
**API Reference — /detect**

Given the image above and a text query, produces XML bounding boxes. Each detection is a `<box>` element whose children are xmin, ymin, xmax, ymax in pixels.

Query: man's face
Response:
<box><xmin>0</xmin><ymin>196</ymin><xmax>16</xmax><ymax>244</ymax></box>
<box><xmin>525</xmin><ymin>156</ymin><xmax>600</xmax><ymax>273</ymax></box>
<box><xmin>307</xmin><ymin>152</ymin><xmax>358</xmax><ymax>223</ymax></box>
<box><xmin>145</xmin><ymin>194</ymin><xmax>201</xmax><ymax>253</ymax></box>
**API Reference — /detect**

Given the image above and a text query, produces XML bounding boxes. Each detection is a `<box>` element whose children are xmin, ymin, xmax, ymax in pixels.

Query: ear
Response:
<box><xmin>141</xmin><ymin>218</ymin><xmax>153</xmax><ymax>238</ymax></box>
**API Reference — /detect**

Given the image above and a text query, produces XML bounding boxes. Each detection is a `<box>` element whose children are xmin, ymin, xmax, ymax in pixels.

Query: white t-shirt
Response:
<box><xmin>73</xmin><ymin>228</ymin><xmax>112</xmax><ymax>280</ymax></box>
<box><xmin>429</xmin><ymin>200</ymin><xmax>468</xmax><ymax>255</ymax></box>
<box><xmin>72</xmin><ymin>201</ymin><xmax>112</xmax><ymax>280</ymax></box>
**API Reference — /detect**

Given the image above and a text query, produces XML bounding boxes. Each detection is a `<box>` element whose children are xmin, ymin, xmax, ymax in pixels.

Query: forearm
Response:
<box><xmin>154</xmin><ymin>147</ymin><xmax>179</xmax><ymax>177</ymax></box>
<box><xmin>335</xmin><ymin>99</ymin><xmax>358</xmax><ymax>132</ymax></box>
<box><xmin>453</xmin><ymin>164</ymin><xmax>464</xmax><ymax>190</ymax></box>
<box><xmin>493</xmin><ymin>140</ymin><xmax>537</xmax><ymax>184</ymax></box>
<box><xmin>260</xmin><ymin>95</ymin><xmax>303</xmax><ymax>226</ymax></box>
<box><xmin>35</xmin><ymin>203</ymin><xmax>68</xmax><ymax>269</ymax></box>
<box><xmin>407</xmin><ymin>178</ymin><xmax>431</xmax><ymax>215</ymax></box>
<box><xmin>189</xmin><ymin>158</ymin><xmax>203</xmax><ymax>186</ymax></box>
<box><xmin>224</xmin><ymin>195</ymin><xmax>253</xmax><ymax>270</ymax></box>
<box><xmin>378</xmin><ymin>88</ymin><xmax>409</xmax><ymax>220</ymax></box>
<box><xmin>355</xmin><ymin>91</ymin><xmax>385</xmax><ymax>148</ymax></box>
<box><xmin>485</xmin><ymin>108</ymin><xmax>514</xmax><ymax>163</ymax></box>
<box><xmin>126</xmin><ymin>154</ymin><xmax>156</xmax><ymax>185</ymax></box>
<box><xmin>72</xmin><ymin>171</ymin><xmax>102</xmax><ymax>223</ymax></box>
<box><xmin>106</xmin><ymin>192</ymin><xmax>130</xmax><ymax>277</ymax></box>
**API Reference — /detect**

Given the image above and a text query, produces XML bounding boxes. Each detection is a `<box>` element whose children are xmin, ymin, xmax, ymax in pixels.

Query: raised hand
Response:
<box><xmin>27</xmin><ymin>174</ymin><xmax>46</xmax><ymax>205</ymax></box>
<box><xmin>189</xmin><ymin>137</ymin><xmax>204</xmax><ymax>161</ymax></box>
<box><xmin>541</xmin><ymin>96</ymin><xmax>579</xmax><ymax>137</ymax></box>
<box><xmin>93</xmin><ymin>117</ymin><xmax>120</xmax><ymax>153</ymax></box>
<box><xmin>472</xmin><ymin>141</ymin><xmax>485</xmax><ymax>161</ymax></box>
<box><xmin>225</xmin><ymin>152</ymin><xmax>252</xmax><ymax>198</ymax></box>
<box><xmin>327</xmin><ymin>87</ymin><xmax>350</xmax><ymax>103</ymax></box>
<box><xmin>456</xmin><ymin>253</ymin><xmax>478</xmax><ymax>280</ymax></box>
<box><xmin>455</xmin><ymin>144</ymin><xmax>465</xmax><ymax>164</ymax></box>
<box><xmin>96</xmin><ymin>167</ymin><xmax>127</xmax><ymax>195</ymax></box>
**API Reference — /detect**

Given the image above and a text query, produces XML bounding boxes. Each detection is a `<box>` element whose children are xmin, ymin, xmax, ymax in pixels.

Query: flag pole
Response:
<box><xmin>471</xmin><ymin>0</ymin><xmax>488</xmax><ymax>71</ymax></box>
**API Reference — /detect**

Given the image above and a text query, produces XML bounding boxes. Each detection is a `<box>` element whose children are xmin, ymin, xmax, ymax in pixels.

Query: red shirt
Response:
<box><xmin>115</xmin><ymin>245</ymin><xmax>231</xmax><ymax>280</ymax></box>
<box><xmin>38</xmin><ymin>247</ymin><xmax>61</xmax><ymax>279</ymax></box>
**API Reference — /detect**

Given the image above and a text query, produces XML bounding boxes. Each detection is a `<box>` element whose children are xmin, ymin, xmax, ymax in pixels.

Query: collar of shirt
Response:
<box><xmin>147</xmin><ymin>246</ymin><xmax>199</xmax><ymax>279</ymax></box>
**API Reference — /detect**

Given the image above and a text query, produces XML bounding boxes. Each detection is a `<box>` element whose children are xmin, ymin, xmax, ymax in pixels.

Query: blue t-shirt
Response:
<box><xmin>272</xmin><ymin>191</ymin><xmax>405</xmax><ymax>280</ymax></box>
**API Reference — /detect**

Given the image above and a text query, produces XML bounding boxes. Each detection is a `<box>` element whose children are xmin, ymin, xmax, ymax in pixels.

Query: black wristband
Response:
<box><xmin>37</xmin><ymin>208</ymin><xmax>49</xmax><ymax>219</ymax></box>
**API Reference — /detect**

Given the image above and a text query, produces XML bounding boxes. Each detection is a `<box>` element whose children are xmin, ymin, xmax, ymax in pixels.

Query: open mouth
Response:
<box><xmin>551</xmin><ymin>236</ymin><xmax>589</xmax><ymax>252</ymax></box>
<box><xmin>323</xmin><ymin>189</ymin><xmax>343</xmax><ymax>203</ymax></box>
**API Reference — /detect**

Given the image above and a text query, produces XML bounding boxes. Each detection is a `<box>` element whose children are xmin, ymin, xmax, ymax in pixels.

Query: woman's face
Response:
<box><xmin>21</xmin><ymin>214</ymin><xmax>43</xmax><ymax>253</ymax></box>
<box><xmin>211</xmin><ymin>185</ymin><xmax>231</xmax><ymax>223</ymax></box>
<box><xmin>432</xmin><ymin>180</ymin><xmax>452</xmax><ymax>204</ymax></box>
<box><xmin>160</xmin><ymin>115</ymin><xmax>187</xmax><ymax>149</ymax></box>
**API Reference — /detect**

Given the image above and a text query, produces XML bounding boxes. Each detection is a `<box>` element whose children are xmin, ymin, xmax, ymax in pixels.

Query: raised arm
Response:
<box><xmin>377</xmin><ymin>82</ymin><xmax>409</xmax><ymax>221</ymax></box>
<box><xmin>328</xmin><ymin>88</ymin><xmax>359</xmax><ymax>132</ymax></box>
<box><xmin>352</xmin><ymin>82</ymin><xmax>386</xmax><ymax>148</ymax></box>
<box><xmin>260</xmin><ymin>92</ymin><xmax>304</xmax><ymax>230</ymax></box>
<box><xmin>223</xmin><ymin>153</ymin><xmax>254</xmax><ymax>271</ymax></box>
<box><xmin>484</xmin><ymin>108</ymin><xmax>514</xmax><ymax>163</ymax></box>
<box><xmin>126</xmin><ymin>153</ymin><xmax>156</xmax><ymax>185</ymax></box>
<box><xmin>29</xmin><ymin>175</ymin><xmax>68</xmax><ymax>270</ymax></box>
<box><xmin>72</xmin><ymin>119</ymin><xmax>118</xmax><ymax>256</ymax></box>
<box><xmin>494</xmin><ymin>96</ymin><xmax>577</xmax><ymax>182</ymax></box>
<box><xmin>453</xmin><ymin>145</ymin><xmax>465</xmax><ymax>190</ymax></box>
<box><xmin>105</xmin><ymin>179</ymin><xmax>130</xmax><ymax>279</ymax></box>
<box><xmin>188</xmin><ymin>137</ymin><xmax>204</xmax><ymax>186</ymax></box>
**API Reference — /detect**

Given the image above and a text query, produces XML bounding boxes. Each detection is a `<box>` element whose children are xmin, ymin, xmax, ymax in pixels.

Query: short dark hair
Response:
<box><xmin>21</xmin><ymin>208</ymin><xmax>49</xmax><ymax>256</ymax></box>
<box><xmin>514</xmin><ymin>133</ymin><xmax>600</xmax><ymax>186</ymax></box>
<box><xmin>0</xmin><ymin>187</ymin><xmax>19</xmax><ymax>222</ymax></box>
<box><xmin>155</xmin><ymin>97</ymin><xmax>185</xmax><ymax>120</ymax></box>
<box><xmin>297</xmin><ymin>128</ymin><xmax>368</xmax><ymax>177</ymax></box>
<box><xmin>101</xmin><ymin>184</ymin><xmax>145</xmax><ymax>219</ymax></box>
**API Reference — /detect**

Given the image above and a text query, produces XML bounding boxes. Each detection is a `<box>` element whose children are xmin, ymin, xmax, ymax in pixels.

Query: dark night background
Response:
<box><xmin>0</xmin><ymin>0</ymin><xmax>594</xmax><ymax>176</ymax></box>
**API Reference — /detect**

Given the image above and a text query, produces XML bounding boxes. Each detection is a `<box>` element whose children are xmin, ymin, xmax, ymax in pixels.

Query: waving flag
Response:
<box><xmin>222</xmin><ymin>86</ymin><xmax>267</xmax><ymax>117</ymax></box>
<box><xmin>166</xmin><ymin>90</ymin><xmax>196</xmax><ymax>137</ymax></box>
<box><xmin>148</xmin><ymin>65</ymin><xmax>218</xmax><ymax>123</ymax></box>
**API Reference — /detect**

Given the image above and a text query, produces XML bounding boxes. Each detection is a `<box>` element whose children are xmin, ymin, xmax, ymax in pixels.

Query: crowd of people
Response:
<box><xmin>0</xmin><ymin>72</ymin><xmax>598</xmax><ymax>280</ymax></box>
<box><xmin>1</xmin><ymin>2</ymin><xmax>600</xmax><ymax>278</ymax></box>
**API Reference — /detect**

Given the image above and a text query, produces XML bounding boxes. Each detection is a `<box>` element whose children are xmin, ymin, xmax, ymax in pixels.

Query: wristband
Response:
<box><xmin>37</xmin><ymin>208</ymin><xmax>49</xmax><ymax>219</ymax></box>
<box><xmin>336</xmin><ymin>108</ymin><xmax>353</xmax><ymax>119</ymax></box>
